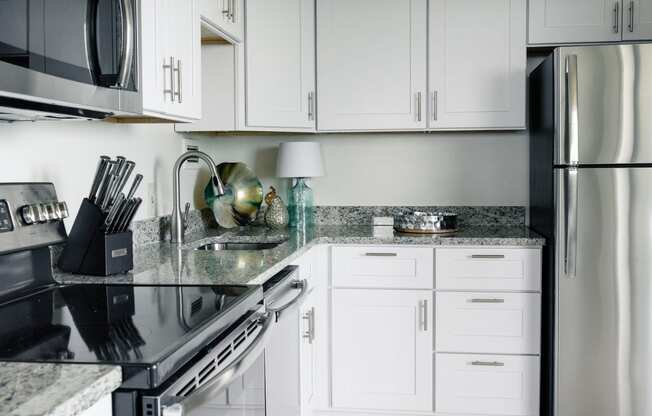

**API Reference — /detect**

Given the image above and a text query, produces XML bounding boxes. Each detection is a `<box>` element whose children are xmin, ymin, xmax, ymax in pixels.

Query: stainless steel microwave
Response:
<box><xmin>0</xmin><ymin>0</ymin><xmax>141</xmax><ymax>121</ymax></box>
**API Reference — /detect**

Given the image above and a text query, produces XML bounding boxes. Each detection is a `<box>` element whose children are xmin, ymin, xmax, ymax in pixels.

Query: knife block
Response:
<box><xmin>59</xmin><ymin>198</ymin><xmax>134</xmax><ymax>276</ymax></box>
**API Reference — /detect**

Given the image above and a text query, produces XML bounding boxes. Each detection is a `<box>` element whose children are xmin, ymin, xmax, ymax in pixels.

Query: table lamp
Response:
<box><xmin>276</xmin><ymin>142</ymin><xmax>325</xmax><ymax>228</ymax></box>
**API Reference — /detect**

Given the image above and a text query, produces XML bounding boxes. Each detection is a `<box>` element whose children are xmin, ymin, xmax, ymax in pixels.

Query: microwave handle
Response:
<box><xmin>116</xmin><ymin>0</ymin><xmax>135</xmax><ymax>88</ymax></box>
<box><xmin>162</xmin><ymin>313</ymin><xmax>275</xmax><ymax>416</ymax></box>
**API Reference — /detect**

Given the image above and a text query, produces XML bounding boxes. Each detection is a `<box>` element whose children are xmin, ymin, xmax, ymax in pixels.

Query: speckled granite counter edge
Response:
<box><xmin>1</xmin><ymin>364</ymin><xmax>121</xmax><ymax>416</ymax></box>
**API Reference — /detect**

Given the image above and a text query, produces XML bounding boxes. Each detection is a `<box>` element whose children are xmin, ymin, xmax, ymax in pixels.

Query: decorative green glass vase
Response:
<box><xmin>288</xmin><ymin>178</ymin><xmax>314</xmax><ymax>228</ymax></box>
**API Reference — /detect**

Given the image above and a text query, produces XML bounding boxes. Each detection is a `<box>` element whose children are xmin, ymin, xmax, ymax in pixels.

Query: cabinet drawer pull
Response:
<box><xmin>470</xmin><ymin>254</ymin><xmax>505</xmax><ymax>259</ymax></box>
<box><xmin>174</xmin><ymin>59</ymin><xmax>182</xmax><ymax>103</ymax></box>
<box><xmin>308</xmin><ymin>91</ymin><xmax>314</xmax><ymax>121</ymax></box>
<box><xmin>302</xmin><ymin>307</ymin><xmax>315</xmax><ymax>344</ymax></box>
<box><xmin>469</xmin><ymin>298</ymin><xmax>505</xmax><ymax>303</ymax></box>
<box><xmin>417</xmin><ymin>92</ymin><xmax>422</xmax><ymax>122</ymax></box>
<box><xmin>363</xmin><ymin>252</ymin><xmax>398</xmax><ymax>257</ymax></box>
<box><xmin>470</xmin><ymin>360</ymin><xmax>505</xmax><ymax>367</ymax></box>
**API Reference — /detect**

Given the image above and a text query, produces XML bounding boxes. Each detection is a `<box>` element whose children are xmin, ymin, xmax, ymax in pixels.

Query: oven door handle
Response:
<box><xmin>266</xmin><ymin>279</ymin><xmax>309</xmax><ymax>318</ymax></box>
<box><xmin>161</xmin><ymin>312</ymin><xmax>275</xmax><ymax>416</ymax></box>
<box><xmin>115</xmin><ymin>0</ymin><xmax>135</xmax><ymax>88</ymax></box>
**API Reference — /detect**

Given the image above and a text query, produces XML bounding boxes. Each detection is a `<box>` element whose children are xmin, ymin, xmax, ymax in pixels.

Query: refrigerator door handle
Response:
<box><xmin>565</xmin><ymin>55</ymin><xmax>580</xmax><ymax>166</ymax></box>
<box><xmin>564</xmin><ymin>167</ymin><xmax>579</xmax><ymax>278</ymax></box>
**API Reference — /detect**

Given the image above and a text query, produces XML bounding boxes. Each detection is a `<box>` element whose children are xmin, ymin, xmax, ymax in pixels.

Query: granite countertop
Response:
<box><xmin>0</xmin><ymin>363</ymin><xmax>121</xmax><ymax>416</ymax></box>
<box><xmin>54</xmin><ymin>225</ymin><xmax>545</xmax><ymax>286</ymax></box>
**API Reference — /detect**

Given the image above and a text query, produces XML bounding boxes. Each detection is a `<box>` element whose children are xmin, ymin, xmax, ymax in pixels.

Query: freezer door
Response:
<box><xmin>556</xmin><ymin>167</ymin><xmax>652</xmax><ymax>416</ymax></box>
<box><xmin>556</xmin><ymin>44</ymin><xmax>652</xmax><ymax>165</ymax></box>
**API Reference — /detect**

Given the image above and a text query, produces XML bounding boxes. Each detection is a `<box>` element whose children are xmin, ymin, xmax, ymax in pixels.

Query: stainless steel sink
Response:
<box><xmin>194</xmin><ymin>242</ymin><xmax>283</xmax><ymax>251</ymax></box>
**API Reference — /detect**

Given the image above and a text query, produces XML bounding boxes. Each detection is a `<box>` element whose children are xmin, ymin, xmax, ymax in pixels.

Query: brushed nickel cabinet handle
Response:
<box><xmin>163</xmin><ymin>57</ymin><xmax>175</xmax><ymax>102</ymax></box>
<box><xmin>432</xmin><ymin>90</ymin><xmax>438</xmax><ymax>121</ymax></box>
<box><xmin>308</xmin><ymin>92</ymin><xmax>314</xmax><ymax>121</ymax></box>
<box><xmin>363</xmin><ymin>252</ymin><xmax>398</xmax><ymax>257</ymax></box>
<box><xmin>629</xmin><ymin>1</ymin><xmax>634</xmax><ymax>32</ymax></box>
<box><xmin>417</xmin><ymin>92</ymin><xmax>422</xmax><ymax>122</ymax></box>
<box><xmin>614</xmin><ymin>2</ymin><xmax>620</xmax><ymax>33</ymax></box>
<box><xmin>470</xmin><ymin>254</ymin><xmax>505</xmax><ymax>259</ymax></box>
<box><xmin>470</xmin><ymin>361</ymin><xmax>505</xmax><ymax>367</ymax></box>
<box><xmin>222</xmin><ymin>0</ymin><xmax>230</xmax><ymax>17</ymax></box>
<box><xmin>174</xmin><ymin>59</ymin><xmax>182</xmax><ymax>104</ymax></box>
<box><xmin>301</xmin><ymin>307</ymin><xmax>316</xmax><ymax>344</ymax></box>
<box><xmin>469</xmin><ymin>298</ymin><xmax>505</xmax><ymax>304</ymax></box>
<box><xmin>420</xmin><ymin>300</ymin><xmax>429</xmax><ymax>331</ymax></box>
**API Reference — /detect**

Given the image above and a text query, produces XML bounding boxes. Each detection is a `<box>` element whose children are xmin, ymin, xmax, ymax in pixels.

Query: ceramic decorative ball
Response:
<box><xmin>264</xmin><ymin>186</ymin><xmax>289</xmax><ymax>228</ymax></box>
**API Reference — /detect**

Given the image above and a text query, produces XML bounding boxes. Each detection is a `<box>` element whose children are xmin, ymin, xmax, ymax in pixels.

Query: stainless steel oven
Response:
<box><xmin>139</xmin><ymin>266</ymin><xmax>309</xmax><ymax>416</ymax></box>
<box><xmin>0</xmin><ymin>0</ymin><xmax>141</xmax><ymax>120</ymax></box>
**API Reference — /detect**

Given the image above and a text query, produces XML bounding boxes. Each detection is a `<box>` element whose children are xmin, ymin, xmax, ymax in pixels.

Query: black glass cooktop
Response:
<box><xmin>0</xmin><ymin>284</ymin><xmax>263</xmax><ymax>388</ymax></box>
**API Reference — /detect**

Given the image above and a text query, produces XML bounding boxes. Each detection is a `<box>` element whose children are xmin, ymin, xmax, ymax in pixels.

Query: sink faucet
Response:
<box><xmin>171</xmin><ymin>150</ymin><xmax>226</xmax><ymax>244</ymax></box>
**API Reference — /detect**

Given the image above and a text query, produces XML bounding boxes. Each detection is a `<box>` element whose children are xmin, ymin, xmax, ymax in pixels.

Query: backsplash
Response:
<box><xmin>130</xmin><ymin>205</ymin><xmax>526</xmax><ymax>246</ymax></box>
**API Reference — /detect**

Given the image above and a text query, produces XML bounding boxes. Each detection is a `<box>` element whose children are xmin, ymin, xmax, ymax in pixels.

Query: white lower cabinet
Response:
<box><xmin>435</xmin><ymin>353</ymin><xmax>540</xmax><ymax>416</ymax></box>
<box><xmin>331</xmin><ymin>289</ymin><xmax>433</xmax><ymax>412</ymax></box>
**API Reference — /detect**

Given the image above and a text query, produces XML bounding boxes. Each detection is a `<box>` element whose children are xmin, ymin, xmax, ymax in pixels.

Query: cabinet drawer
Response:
<box><xmin>332</xmin><ymin>246</ymin><xmax>434</xmax><ymax>289</ymax></box>
<box><xmin>436</xmin><ymin>292</ymin><xmax>541</xmax><ymax>354</ymax></box>
<box><xmin>436</xmin><ymin>354</ymin><xmax>540</xmax><ymax>416</ymax></box>
<box><xmin>435</xmin><ymin>248</ymin><xmax>541</xmax><ymax>291</ymax></box>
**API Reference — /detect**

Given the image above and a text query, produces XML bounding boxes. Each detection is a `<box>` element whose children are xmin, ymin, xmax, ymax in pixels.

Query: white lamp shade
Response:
<box><xmin>276</xmin><ymin>142</ymin><xmax>325</xmax><ymax>178</ymax></box>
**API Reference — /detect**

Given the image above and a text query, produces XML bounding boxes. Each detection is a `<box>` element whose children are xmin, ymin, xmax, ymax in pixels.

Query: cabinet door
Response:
<box><xmin>623</xmin><ymin>0</ymin><xmax>652</xmax><ymax>40</ymax></box>
<box><xmin>266</xmin><ymin>303</ymin><xmax>302</xmax><ymax>416</ymax></box>
<box><xmin>529</xmin><ymin>0</ymin><xmax>623</xmax><ymax>44</ymax></box>
<box><xmin>199</xmin><ymin>0</ymin><xmax>244</xmax><ymax>42</ymax></box>
<box><xmin>245</xmin><ymin>0</ymin><xmax>315</xmax><ymax>129</ymax></box>
<box><xmin>331</xmin><ymin>289</ymin><xmax>433</xmax><ymax>412</ymax></box>
<box><xmin>428</xmin><ymin>0</ymin><xmax>526</xmax><ymax>130</ymax></box>
<box><xmin>316</xmin><ymin>0</ymin><xmax>427</xmax><ymax>131</ymax></box>
<box><xmin>141</xmin><ymin>0</ymin><xmax>201</xmax><ymax>121</ymax></box>
<box><xmin>167</xmin><ymin>0</ymin><xmax>202</xmax><ymax>120</ymax></box>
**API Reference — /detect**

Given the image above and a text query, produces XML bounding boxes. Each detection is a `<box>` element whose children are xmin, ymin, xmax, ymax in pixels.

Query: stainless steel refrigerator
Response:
<box><xmin>530</xmin><ymin>43</ymin><xmax>652</xmax><ymax>416</ymax></box>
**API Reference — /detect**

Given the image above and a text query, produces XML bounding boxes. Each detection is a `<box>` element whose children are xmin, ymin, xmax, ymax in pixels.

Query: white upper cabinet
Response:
<box><xmin>316</xmin><ymin>0</ymin><xmax>428</xmax><ymax>131</ymax></box>
<box><xmin>141</xmin><ymin>0</ymin><xmax>201</xmax><ymax>122</ymax></box>
<box><xmin>199</xmin><ymin>0</ymin><xmax>244</xmax><ymax>42</ymax></box>
<box><xmin>622</xmin><ymin>0</ymin><xmax>652</xmax><ymax>40</ymax></box>
<box><xmin>245</xmin><ymin>0</ymin><xmax>316</xmax><ymax>130</ymax></box>
<box><xmin>529</xmin><ymin>0</ymin><xmax>624</xmax><ymax>44</ymax></box>
<box><xmin>331</xmin><ymin>289</ymin><xmax>433</xmax><ymax>412</ymax></box>
<box><xmin>429</xmin><ymin>0</ymin><xmax>526</xmax><ymax>130</ymax></box>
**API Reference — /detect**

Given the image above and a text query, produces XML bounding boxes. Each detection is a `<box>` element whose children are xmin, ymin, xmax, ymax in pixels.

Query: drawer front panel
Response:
<box><xmin>436</xmin><ymin>292</ymin><xmax>541</xmax><ymax>354</ymax></box>
<box><xmin>436</xmin><ymin>353</ymin><xmax>540</xmax><ymax>416</ymax></box>
<box><xmin>436</xmin><ymin>248</ymin><xmax>541</xmax><ymax>291</ymax></box>
<box><xmin>332</xmin><ymin>246</ymin><xmax>434</xmax><ymax>289</ymax></box>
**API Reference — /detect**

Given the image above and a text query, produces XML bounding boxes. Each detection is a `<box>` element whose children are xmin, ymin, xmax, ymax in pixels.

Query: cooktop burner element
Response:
<box><xmin>0</xmin><ymin>283</ymin><xmax>263</xmax><ymax>389</ymax></box>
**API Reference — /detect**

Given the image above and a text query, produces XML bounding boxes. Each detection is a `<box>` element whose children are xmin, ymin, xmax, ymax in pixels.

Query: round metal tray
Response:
<box><xmin>393</xmin><ymin>211</ymin><xmax>458</xmax><ymax>234</ymax></box>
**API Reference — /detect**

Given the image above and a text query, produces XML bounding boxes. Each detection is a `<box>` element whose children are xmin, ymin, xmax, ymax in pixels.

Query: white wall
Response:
<box><xmin>0</xmin><ymin>121</ymin><xmax>529</xmax><ymax>228</ymax></box>
<box><xmin>0</xmin><ymin>121</ymin><xmax>192</xmax><ymax>225</ymax></box>
<box><xmin>191</xmin><ymin>131</ymin><xmax>530</xmax><ymax>206</ymax></box>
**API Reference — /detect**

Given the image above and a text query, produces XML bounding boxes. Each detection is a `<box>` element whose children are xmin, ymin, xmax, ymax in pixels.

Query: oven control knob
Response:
<box><xmin>20</xmin><ymin>205</ymin><xmax>37</xmax><ymax>225</ymax></box>
<box><xmin>57</xmin><ymin>202</ymin><xmax>69</xmax><ymax>220</ymax></box>
<box><xmin>34</xmin><ymin>204</ymin><xmax>49</xmax><ymax>223</ymax></box>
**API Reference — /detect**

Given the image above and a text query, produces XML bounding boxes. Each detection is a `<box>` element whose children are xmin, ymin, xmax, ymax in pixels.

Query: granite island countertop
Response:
<box><xmin>0</xmin><ymin>363</ymin><xmax>121</xmax><ymax>416</ymax></box>
<box><xmin>54</xmin><ymin>225</ymin><xmax>545</xmax><ymax>286</ymax></box>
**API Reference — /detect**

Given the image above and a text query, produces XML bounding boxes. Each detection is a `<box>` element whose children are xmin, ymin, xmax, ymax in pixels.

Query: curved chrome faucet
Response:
<box><xmin>171</xmin><ymin>151</ymin><xmax>225</xmax><ymax>244</ymax></box>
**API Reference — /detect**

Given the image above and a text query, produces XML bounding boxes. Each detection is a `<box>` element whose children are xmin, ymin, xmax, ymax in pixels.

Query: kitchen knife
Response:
<box><xmin>100</xmin><ymin>174</ymin><xmax>119</xmax><ymax>212</ymax></box>
<box><xmin>95</xmin><ymin>161</ymin><xmax>116</xmax><ymax>208</ymax></box>
<box><xmin>104</xmin><ymin>193</ymin><xmax>126</xmax><ymax>232</ymax></box>
<box><xmin>109</xmin><ymin>198</ymin><xmax>135</xmax><ymax>234</ymax></box>
<box><xmin>88</xmin><ymin>156</ymin><xmax>110</xmax><ymax>202</ymax></box>
<box><xmin>126</xmin><ymin>174</ymin><xmax>143</xmax><ymax>201</ymax></box>
<box><xmin>113</xmin><ymin>161</ymin><xmax>135</xmax><ymax>201</ymax></box>
<box><xmin>120</xmin><ymin>198</ymin><xmax>143</xmax><ymax>232</ymax></box>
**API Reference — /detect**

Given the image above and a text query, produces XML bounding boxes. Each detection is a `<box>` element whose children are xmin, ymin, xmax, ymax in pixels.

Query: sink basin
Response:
<box><xmin>195</xmin><ymin>242</ymin><xmax>283</xmax><ymax>251</ymax></box>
